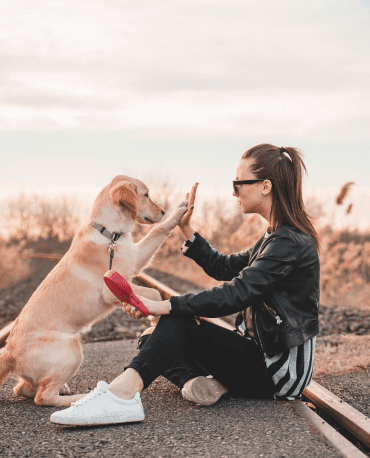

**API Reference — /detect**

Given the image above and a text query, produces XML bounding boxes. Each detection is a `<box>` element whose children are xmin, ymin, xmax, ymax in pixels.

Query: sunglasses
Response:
<box><xmin>232</xmin><ymin>179</ymin><xmax>265</xmax><ymax>196</ymax></box>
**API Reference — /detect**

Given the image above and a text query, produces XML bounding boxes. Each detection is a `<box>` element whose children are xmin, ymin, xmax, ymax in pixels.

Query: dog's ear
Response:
<box><xmin>110</xmin><ymin>181</ymin><xmax>139</xmax><ymax>220</ymax></box>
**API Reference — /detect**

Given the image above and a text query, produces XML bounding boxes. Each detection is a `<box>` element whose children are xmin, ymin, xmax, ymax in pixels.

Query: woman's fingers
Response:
<box><xmin>179</xmin><ymin>182</ymin><xmax>198</xmax><ymax>227</ymax></box>
<box><xmin>185</xmin><ymin>183</ymin><xmax>198</xmax><ymax>206</ymax></box>
<box><xmin>189</xmin><ymin>182</ymin><xmax>199</xmax><ymax>207</ymax></box>
<box><xmin>123</xmin><ymin>302</ymin><xmax>142</xmax><ymax>319</ymax></box>
<box><xmin>134</xmin><ymin>309</ymin><xmax>143</xmax><ymax>319</ymax></box>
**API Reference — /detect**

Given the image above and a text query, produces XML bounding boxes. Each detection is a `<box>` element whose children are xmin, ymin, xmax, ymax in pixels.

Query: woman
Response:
<box><xmin>50</xmin><ymin>144</ymin><xmax>321</xmax><ymax>426</ymax></box>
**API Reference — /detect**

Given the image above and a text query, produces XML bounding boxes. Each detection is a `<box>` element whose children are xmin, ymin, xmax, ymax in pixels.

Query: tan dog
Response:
<box><xmin>0</xmin><ymin>175</ymin><xmax>188</xmax><ymax>407</ymax></box>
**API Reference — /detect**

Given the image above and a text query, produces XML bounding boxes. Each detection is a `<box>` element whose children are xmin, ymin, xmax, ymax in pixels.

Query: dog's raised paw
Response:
<box><xmin>59</xmin><ymin>383</ymin><xmax>70</xmax><ymax>395</ymax></box>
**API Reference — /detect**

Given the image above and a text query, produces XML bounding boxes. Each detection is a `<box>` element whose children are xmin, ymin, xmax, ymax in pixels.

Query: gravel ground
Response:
<box><xmin>1</xmin><ymin>253</ymin><xmax>368</xmax><ymax>457</ymax></box>
<box><xmin>0</xmin><ymin>340</ymin><xmax>342</xmax><ymax>458</ymax></box>
<box><xmin>316</xmin><ymin>369</ymin><xmax>370</xmax><ymax>419</ymax></box>
<box><xmin>319</xmin><ymin>305</ymin><xmax>370</xmax><ymax>336</ymax></box>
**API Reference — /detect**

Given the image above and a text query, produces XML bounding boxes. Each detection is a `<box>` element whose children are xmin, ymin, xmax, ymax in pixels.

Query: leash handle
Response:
<box><xmin>103</xmin><ymin>271</ymin><xmax>150</xmax><ymax>317</ymax></box>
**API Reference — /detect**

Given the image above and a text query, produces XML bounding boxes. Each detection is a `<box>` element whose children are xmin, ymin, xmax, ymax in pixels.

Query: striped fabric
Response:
<box><xmin>237</xmin><ymin>321</ymin><xmax>316</xmax><ymax>400</ymax></box>
<box><xmin>264</xmin><ymin>336</ymin><xmax>316</xmax><ymax>400</ymax></box>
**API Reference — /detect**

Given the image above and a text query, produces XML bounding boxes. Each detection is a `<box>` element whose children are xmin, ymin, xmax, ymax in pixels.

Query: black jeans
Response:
<box><xmin>124</xmin><ymin>315</ymin><xmax>275</xmax><ymax>399</ymax></box>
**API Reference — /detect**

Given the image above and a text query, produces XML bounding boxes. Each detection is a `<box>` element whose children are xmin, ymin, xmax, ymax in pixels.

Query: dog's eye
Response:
<box><xmin>144</xmin><ymin>194</ymin><xmax>149</xmax><ymax>198</ymax></box>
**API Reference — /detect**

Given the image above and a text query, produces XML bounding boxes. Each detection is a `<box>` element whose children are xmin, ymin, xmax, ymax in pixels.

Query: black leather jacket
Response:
<box><xmin>169</xmin><ymin>224</ymin><xmax>320</xmax><ymax>357</ymax></box>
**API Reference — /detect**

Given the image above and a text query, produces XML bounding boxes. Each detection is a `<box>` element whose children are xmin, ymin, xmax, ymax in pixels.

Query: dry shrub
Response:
<box><xmin>314</xmin><ymin>335</ymin><xmax>370</xmax><ymax>377</ymax></box>
<box><xmin>1</xmin><ymin>179</ymin><xmax>369</xmax><ymax>310</ymax></box>
<box><xmin>4</xmin><ymin>192</ymin><xmax>81</xmax><ymax>243</ymax></box>
<box><xmin>319</xmin><ymin>226</ymin><xmax>370</xmax><ymax>305</ymax></box>
<box><xmin>0</xmin><ymin>192</ymin><xmax>82</xmax><ymax>291</ymax></box>
<box><xmin>335</xmin><ymin>181</ymin><xmax>355</xmax><ymax>205</ymax></box>
<box><xmin>0</xmin><ymin>240</ymin><xmax>31</xmax><ymax>290</ymax></box>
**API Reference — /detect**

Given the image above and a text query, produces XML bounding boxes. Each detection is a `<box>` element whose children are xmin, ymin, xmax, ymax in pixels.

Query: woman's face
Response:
<box><xmin>233</xmin><ymin>158</ymin><xmax>271</xmax><ymax>217</ymax></box>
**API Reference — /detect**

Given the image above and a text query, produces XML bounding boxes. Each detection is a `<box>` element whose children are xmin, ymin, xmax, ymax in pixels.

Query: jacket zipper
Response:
<box><xmin>254</xmin><ymin>302</ymin><xmax>283</xmax><ymax>356</ymax></box>
<box><xmin>255</xmin><ymin>237</ymin><xmax>283</xmax><ymax>326</ymax></box>
<box><xmin>253</xmin><ymin>306</ymin><xmax>268</xmax><ymax>356</ymax></box>
<box><xmin>251</xmin><ymin>234</ymin><xmax>282</xmax><ymax>354</ymax></box>
<box><xmin>264</xmin><ymin>302</ymin><xmax>283</xmax><ymax>326</ymax></box>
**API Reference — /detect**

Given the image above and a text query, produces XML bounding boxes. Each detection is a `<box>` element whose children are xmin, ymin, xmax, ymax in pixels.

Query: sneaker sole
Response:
<box><xmin>50</xmin><ymin>412</ymin><xmax>145</xmax><ymax>426</ymax></box>
<box><xmin>183</xmin><ymin>377</ymin><xmax>228</xmax><ymax>406</ymax></box>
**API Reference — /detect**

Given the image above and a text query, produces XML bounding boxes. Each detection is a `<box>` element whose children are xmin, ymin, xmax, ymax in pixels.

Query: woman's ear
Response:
<box><xmin>110</xmin><ymin>181</ymin><xmax>139</xmax><ymax>220</ymax></box>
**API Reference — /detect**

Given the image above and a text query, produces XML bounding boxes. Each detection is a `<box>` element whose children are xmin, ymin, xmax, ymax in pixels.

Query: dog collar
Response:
<box><xmin>91</xmin><ymin>222</ymin><xmax>122</xmax><ymax>242</ymax></box>
<box><xmin>91</xmin><ymin>222</ymin><xmax>123</xmax><ymax>270</ymax></box>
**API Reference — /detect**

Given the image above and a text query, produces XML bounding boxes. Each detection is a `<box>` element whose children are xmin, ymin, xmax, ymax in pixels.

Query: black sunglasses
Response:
<box><xmin>233</xmin><ymin>179</ymin><xmax>264</xmax><ymax>196</ymax></box>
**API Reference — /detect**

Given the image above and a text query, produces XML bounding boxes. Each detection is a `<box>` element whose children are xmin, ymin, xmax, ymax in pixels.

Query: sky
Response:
<box><xmin>0</xmin><ymin>0</ymin><xmax>370</xmax><ymax>229</ymax></box>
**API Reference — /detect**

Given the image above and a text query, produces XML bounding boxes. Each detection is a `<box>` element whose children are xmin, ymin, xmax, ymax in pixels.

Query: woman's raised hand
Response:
<box><xmin>179</xmin><ymin>182</ymin><xmax>198</xmax><ymax>239</ymax></box>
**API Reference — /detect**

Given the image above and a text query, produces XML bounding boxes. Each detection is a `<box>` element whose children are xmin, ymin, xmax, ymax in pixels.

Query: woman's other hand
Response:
<box><xmin>179</xmin><ymin>182</ymin><xmax>198</xmax><ymax>239</ymax></box>
<box><xmin>123</xmin><ymin>297</ymin><xmax>171</xmax><ymax>319</ymax></box>
<box><xmin>123</xmin><ymin>302</ymin><xmax>143</xmax><ymax>320</ymax></box>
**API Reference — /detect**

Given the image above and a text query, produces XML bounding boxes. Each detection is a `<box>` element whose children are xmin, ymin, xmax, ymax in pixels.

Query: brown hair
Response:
<box><xmin>242</xmin><ymin>143</ymin><xmax>321</xmax><ymax>255</ymax></box>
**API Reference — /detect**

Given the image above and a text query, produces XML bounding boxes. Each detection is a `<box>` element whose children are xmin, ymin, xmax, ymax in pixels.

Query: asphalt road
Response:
<box><xmin>0</xmin><ymin>339</ymin><xmax>342</xmax><ymax>458</ymax></box>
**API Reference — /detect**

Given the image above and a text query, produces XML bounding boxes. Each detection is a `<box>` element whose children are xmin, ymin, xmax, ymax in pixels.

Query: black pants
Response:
<box><xmin>124</xmin><ymin>315</ymin><xmax>275</xmax><ymax>399</ymax></box>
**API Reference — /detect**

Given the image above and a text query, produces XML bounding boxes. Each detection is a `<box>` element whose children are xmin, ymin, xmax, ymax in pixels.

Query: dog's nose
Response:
<box><xmin>161</xmin><ymin>210</ymin><xmax>165</xmax><ymax>216</ymax></box>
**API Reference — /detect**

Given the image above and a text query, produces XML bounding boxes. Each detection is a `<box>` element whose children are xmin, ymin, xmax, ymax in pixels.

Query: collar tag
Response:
<box><xmin>108</xmin><ymin>239</ymin><xmax>117</xmax><ymax>254</ymax></box>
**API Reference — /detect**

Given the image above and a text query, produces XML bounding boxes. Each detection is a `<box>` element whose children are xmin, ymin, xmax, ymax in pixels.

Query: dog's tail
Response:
<box><xmin>0</xmin><ymin>348</ymin><xmax>14</xmax><ymax>388</ymax></box>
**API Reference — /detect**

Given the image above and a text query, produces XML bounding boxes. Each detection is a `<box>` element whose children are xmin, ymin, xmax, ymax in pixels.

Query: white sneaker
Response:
<box><xmin>50</xmin><ymin>381</ymin><xmax>145</xmax><ymax>426</ymax></box>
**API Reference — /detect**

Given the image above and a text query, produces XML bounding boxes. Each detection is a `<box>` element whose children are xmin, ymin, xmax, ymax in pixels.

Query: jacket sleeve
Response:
<box><xmin>170</xmin><ymin>234</ymin><xmax>298</xmax><ymax>318</ymax></box>
<box><xmin>182</xmin><ymin>232</ymin><xmax>255</xmax><ymax>281</ymax></box>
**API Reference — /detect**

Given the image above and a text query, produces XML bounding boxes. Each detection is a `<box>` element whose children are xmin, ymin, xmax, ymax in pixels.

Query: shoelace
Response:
<box><xmin>71</xmin><ymin>386</ymin><xmax>108</xmax><ymax>407</ymax></box>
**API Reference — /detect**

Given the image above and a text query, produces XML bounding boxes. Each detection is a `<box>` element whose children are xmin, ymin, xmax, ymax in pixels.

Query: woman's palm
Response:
<box><xmin>179</xmin><ymin>182</ymin><xmax>198</xmax><ymax>228</ymax></box>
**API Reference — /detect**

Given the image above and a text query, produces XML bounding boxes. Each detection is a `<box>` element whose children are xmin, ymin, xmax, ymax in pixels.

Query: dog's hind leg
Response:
<box><xmin>33</xmin><ymin>337</ymin><xmax>90</xmax><ymax>406</ymax></box>
<box><xmin>13</xmin><ymin>378</ymin><xmax>38</xmax><ymax>399</ymax></box>
<box><xmin>14</xmin><ymin>378</ymin><xmax>71</xmax><ymax>401</ymax></box>
<box><xmin>34</xmin><ymin>379</ymin><xmax>89</xmax><ymax>407</ymax></box>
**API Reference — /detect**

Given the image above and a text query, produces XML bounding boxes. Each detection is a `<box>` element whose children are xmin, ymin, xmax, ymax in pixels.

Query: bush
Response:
<box><xmin>1</xmin><ymin>177</ymin><xmax>369</xmax><ymax>308</ymax></box>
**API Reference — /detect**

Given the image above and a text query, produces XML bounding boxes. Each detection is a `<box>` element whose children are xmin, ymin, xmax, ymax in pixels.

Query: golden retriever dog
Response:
<box><xmin>0</xmin><ymin>175</ymin><xmax>188</xmax><ymax>407</ymax></box>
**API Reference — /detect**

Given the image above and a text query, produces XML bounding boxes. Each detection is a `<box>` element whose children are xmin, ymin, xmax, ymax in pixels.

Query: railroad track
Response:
<box><xmin>1</xmin><ymin>251</ymin><xmax>370</xmax><ymax>457</ymax></box>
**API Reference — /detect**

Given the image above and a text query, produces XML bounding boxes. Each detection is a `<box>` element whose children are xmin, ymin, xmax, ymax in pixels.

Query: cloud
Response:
<box><xmin>0</xmin><ymin>0</ymin><xmax>369</xmax><ymax>136</ymax></box>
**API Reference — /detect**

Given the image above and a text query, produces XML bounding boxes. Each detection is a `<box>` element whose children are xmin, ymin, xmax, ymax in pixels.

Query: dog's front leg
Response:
<box><xmin>132</xmin><ymin>225</ymin><xmax>172</xmax><ymax>275</ymax></box>
<box><xmin>133</xmin><ymin>201</ymin><xmax>188</xmax><ymax>275</ymax></box>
